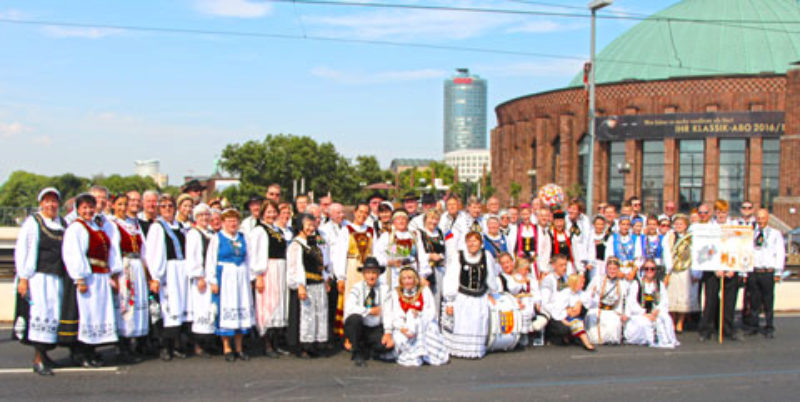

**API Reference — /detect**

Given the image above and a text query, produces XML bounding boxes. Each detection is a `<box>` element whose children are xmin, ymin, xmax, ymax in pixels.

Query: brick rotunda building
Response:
<box><xmin>491</xmin><ymin>0</ymin><xmax>800</xmax><ymax>227</ymax></box>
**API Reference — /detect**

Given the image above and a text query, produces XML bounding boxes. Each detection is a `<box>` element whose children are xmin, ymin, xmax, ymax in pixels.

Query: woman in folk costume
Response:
<box><xmin>375</xmin><ymin>208</ymin><xmax>422</xmax><ymax>289</ymax></box>
<box><xmin>109</xmin><ymin>193</ymin><xmax>149</xmax><ymax>362</ymax></box>
<box><xmin>145</xmin><ymin>194</ymin><xmax>190</xmax><ymax>361</ymax></box>
<box><xmin>584</xmin><ymin>257</ymin><xmax>628</xmax><ymax>345</ymax></box>
<box><xmin>61</xmin><ymin>193</ymin><xmax>122</xmax><ymax>367</ymax></box>
<box><xmin>185</xmin><ymin>203</ymin><xmax>215</xmax><ymax>357</ymax></box>
<box><xmin>332</xmin><ymin>203</ymin><xmax>375</xmax><ymax>346</ymax></box>
<box><xmin>205</xmin><ymin>209</ymin><xmax>254</xmax><ymax>362</ymax></box>
<box><xmin>604</xmin><ymin>215</ymin><xmax>642</xmax><ymax>282</ymax></box>
<box><xmin>287</xmin><ymin>214</ymin><xmax>329</xmax><ymax>358</ymax></box>
<box><xmin>442</xmin><ymin>231</ymin><xmax>499</xmax><ymax>359</ymax></box>
<box><xmin>641</xmin><ymin>215</ymin><xmax>665</xmax><ymax>280</ymax></box>
<box><xmin>516</xmin><ymin>204</ymin><xmax>540</xmax><ymax>281</ymax></box>
<box><xmin>13</xmin><ymin>187</ymin><xmax>66</xmax><ymax>375</ymax></box>
<box><xmin>249</xmin><ymin>199</ymin><xmax>290</xmax><ymax>358</ymax></box>
<box><xmin>175</xmin><ymin>194</ymin><xmax>195</xmax><ymax>232</ymax></box>
<box><xmin>624</xmin><ymin>259</ymin><xmax>679</xmax><ymax>348</ymax></box>
<box><xmin>276</xmin><ymin>202</ymin><xmax>295</xmax><ymax>241</ymax></box>
<box><xmin>584</xmin><ymin>215</ymin><xmax>610</xmax><ymax>284</ymax></box>
<box><xmin>482</xmin><ymin>215</ymin><xmax>508</xmax><ymax>259</ymax></box>
<box><xmin>416</xmin><ymin>208</ymin><xmax>446</xmax><ymax>318</ymax></box>
<box><xmin>550</xmin><ymin>210</ymin><xmax>581</xmax><ymax>276</ymax></box>
<box><xmin>662</xmin><ymin>214</ymin><xmax>698</xmax><ymax>333</ymax></box>
<box><xmin>391</xmin><ymin>266</ymin><xmax>449</xmax><ymax>367</ymax></box>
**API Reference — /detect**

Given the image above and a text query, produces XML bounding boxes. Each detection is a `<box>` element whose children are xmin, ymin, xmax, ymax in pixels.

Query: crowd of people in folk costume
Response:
<box><xmin>13</xmin><ymin>180</ymin><xmax>787</xmax><ymax>375</ymax></box>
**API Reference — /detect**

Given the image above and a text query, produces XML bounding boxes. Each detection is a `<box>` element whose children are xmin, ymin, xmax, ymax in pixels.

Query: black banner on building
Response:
<box><xmin>596</xmin><ymin>111</ymin><xmax>784</xmax><ymax>141</ymax></box>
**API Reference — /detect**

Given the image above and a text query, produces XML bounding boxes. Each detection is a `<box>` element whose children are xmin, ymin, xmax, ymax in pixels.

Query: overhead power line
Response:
<box><xmin>0</xmin><ymin>17</ymin><xmax>731</xmax><ymax>74</ymax></box>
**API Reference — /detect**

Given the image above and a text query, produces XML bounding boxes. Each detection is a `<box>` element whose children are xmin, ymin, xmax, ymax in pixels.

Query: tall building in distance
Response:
<box><xmin>443</xmin><ymin>68</ymin><xmax>490</xmax><ymax>183</ymax></box>
<box><xmin>134</xmin><ymin>159</ymin><xmax>168</xmax><ymax>188</ymax></box>
<box><xmin>443</xmin><ymin>68</ymin><xmax>487</xmax><ymax>153</ymax></box>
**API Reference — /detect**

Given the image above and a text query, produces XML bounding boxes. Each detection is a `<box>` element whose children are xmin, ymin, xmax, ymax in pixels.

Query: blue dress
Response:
<box><xmin>212</xmin><ymin>232</ymin><xmax>253</xmax><ymax>336</ymax></box>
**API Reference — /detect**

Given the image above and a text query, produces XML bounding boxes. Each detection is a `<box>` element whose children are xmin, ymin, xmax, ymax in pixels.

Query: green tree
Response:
<box><xmin>509</xmin><ymin>181</ymin><xmax>522</xmax><ymax>205</ymax></box>
<box><xmin>93</xmin><ymin>174</ymin><xmax>159</xmax><ymax>195</ymax></box>
<box><xmin>0</xmin><ymin>171</ymin><xmax>90</xmax><ymax>208</ymax></box>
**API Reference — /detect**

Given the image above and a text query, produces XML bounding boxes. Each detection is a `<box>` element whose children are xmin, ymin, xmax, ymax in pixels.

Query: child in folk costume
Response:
<box><xmin>109</xmin><ymin>193</ymin><xmax>149</xmax><ymax>363</ymax></box>
<box><xmin>343</xmin><ymin>257</ymin><xmax>394</xmax><ymax>367</ymax></box>
<box><xmin>61</xmin><ymin>193</ymin><xmax>122</xmax><ymax>367</ymax></box>
<box><xmin>145</xmin><ymin>194</ymin><xmax>191</xmax><ymax>361</ymax></box>
<box><xmin>584</xmin><ymin>257</ymin><xmax>628</xmax><ymax>345</ymax></box>
<box><xmin>185</xmin><ymin>203</ymin><xmax>215</xmax><ymax>357</ymax></box>
<box><xmin>442</xmin><ymin>231</ymin><xmax>499</xmax><ymax>359</ymax></box>
<box><xmin>391</xmin><ymin>266</ymin><xmax>449</xmax><ymax>367</ymax></box>
<box><xmin>13</xmin><ymin>188</ymin><xmax>66</xmax><ymax>375</ymax></box>
<box><xmin>556</xmin><ymin>274</ymin><xmax>595</xmax><ymax>351</ymax></box>
<box><xmin>624</xmin><ymin>259</ymin><xmax>679</xmax><ymax>349</ymax></box>
<box><xmin>374</xmin><ymin>209</ymin><xmax>421</xmax><ymax>289</ymax></box>
<box><xmin>287</xmin><ymin>214</ymin><xmax>329</xmax><ymax>358</ymax></box>
<box><xmin>513</xmin><ymin>257</ymin><xmax>548</xmax><ymax>347</ymax></box>
<box><xmin>205</xmin><ymin>209</ymin><xmax>254</xmax><ymax>362</ymax></box>
<box><xmin>249</xmin><ymin>199</ymin><xmax>290</xmax><ymax>358</ymax></box>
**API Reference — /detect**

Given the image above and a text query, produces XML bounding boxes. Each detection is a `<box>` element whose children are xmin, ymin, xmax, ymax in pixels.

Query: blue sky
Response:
<box><xmin>0</xmin><ymin>0</ymin><xmax>671</xmax><ymax>185</ymax></box>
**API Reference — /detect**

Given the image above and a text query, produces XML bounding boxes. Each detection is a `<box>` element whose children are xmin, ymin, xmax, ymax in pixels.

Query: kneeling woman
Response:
<box><xmin>205</xmin><ymin>209</ymin><xmax>254</xmax><ymax>362</ymax></box>
<box><xmin>61</xmin><ymin>193</ymin><xmax>121</xmax><ymax>366</ymax></box>
<box><xmin>624</xmin><ymin>259</ymin><xmax>679</xmax><ymax>349</ymax></box>
<box><xmin>287</xmin><ymin>214</ymin><xmax>329</xmax><ymax>358</ymax></box>
<box><xmin>442</xmin><ymin>231</ymin><xmax>499</xmax><ymax>359</ymax></box>
<box><xmin>391</xmin><ymin>267</ymin><xmax>449</xmax><ymax>367</ymax></box>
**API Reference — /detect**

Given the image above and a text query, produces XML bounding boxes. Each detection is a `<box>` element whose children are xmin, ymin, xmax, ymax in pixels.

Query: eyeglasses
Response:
<box><xmin>159</xmin><ymin>204</ymin><xmax>175</xmax><ymax>209</ymax></box>
<box><xmin>742</xmin><ymin>205</ymin><xmax>753</xmax><ymax>210</ymax></box>
<box><xmin>643</xmin><ymin>266</ymin><xmax>657</xmax><ymax>271</ymax></box>
<box><xmin>698</xmin><ymin>211</ymin><xmax>709</xmax><ymax>215</ymax></box>
<box><xmin>660</xmin><ymin>223</ymin><xmax>671</xmax><ymax>228</ymax></box>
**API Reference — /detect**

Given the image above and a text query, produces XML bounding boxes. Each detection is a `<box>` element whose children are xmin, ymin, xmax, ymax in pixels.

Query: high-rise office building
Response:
<box><xmin>443</xmin><ymin>68</ymin><xmax>487</xmax><ymax>153</ymax></box>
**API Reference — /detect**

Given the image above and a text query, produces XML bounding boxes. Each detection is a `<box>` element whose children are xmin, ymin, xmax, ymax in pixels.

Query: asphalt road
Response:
<box><xmin>1</xmin><ymin>318</ymin><xmax>799</xmax><ymax>401</ymax></box>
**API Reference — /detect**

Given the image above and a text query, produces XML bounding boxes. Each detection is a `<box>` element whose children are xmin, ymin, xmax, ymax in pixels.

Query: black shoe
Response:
<box><xmin>118</xmin><ymin>351</ymin><xmax>142</xmax><ymax>364</ymax></box>
<box><xmin>354</xmin><ymin>356</ymin><xmax>367</xmax><ymax>367</ymax></box>
<box><xmin>41</xmin><ymin>354</ymin><xmax>62</xmax><ymax>369</ymax></box>
<box><xmin>33</xmin><ymin>362</ymin><xmax>54</xmax><ymax>376</ymax></box>
<box><xmin>224</xmin><ymin>352</ymin><xmax>236</xmax><ymax>362</ymax></box>
<box><xmin>160</xmin><ymin>348</ymin><xmax>172</xmax><ymax>361</ymax></box>
<box><xmin>263</xmin><ymin>349</ymin><xmax>280</xmax><ymax>359</ymax></box>
<box><xmin>89</xmin><ymin>355</ymin><xmax>104</xmax><ymax>368</ymax></box>
<box><xmin>236</xmin><ymin>352</ymin><xmax>250</xmax><ymax>361</ymax></box>
<box><xmin>275</xmin><ymin>346</ymin><xmax>291</xmax><ymax>356</ymax></box>
<box><xmin>80</xmin><ymin>358</ymin><xmax>94</xmax><ymax>368</ymax></box>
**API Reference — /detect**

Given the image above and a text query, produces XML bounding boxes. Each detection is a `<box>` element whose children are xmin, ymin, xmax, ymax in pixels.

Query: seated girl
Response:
<box><xmin>624</xmin><ymin>259</ymin><xmax>679</xmax><ymax>349</ymax></box>
<box><xmin>391</xmin><ymin>267</ymin><xmax>449</xmax><ymax>367</ymax></box>
<box><xmin>513</xmin><ymin>257</ymin><xmax>548</xmax><ymax>347</ymax></box>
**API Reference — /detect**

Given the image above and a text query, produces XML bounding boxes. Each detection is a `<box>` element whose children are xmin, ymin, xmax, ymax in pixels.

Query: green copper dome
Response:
<box><xmin>569</xmin><ymin>0</ymin><xmax>800</xmax><ymax>86</ymax></box>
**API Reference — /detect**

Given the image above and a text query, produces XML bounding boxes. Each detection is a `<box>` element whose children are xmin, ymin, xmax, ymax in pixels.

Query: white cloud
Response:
<box><xmin>0</xmin><ymin>121</ymin><xmax>30</xmax><ymax>138</ymax></box>
<box><xmin>307</xmin><ymin>10</ymin><xmax>514</xmax><ymax>41</ymax></box>
<box><xmin>195</xmin><ymin>0</ymin><xmax>273</xmax><ymax>18</ymax></box>
<box><xmin>507</xmin><ymin>20</ymin><xmax>584</xmax><ymax>34</ymax></box>
<box><xmin>42</xmin><ymin>26</ymin><xmax>123</xmax><ymax>39</ymax></box>
<box><xmin>310</xmin><ymin>66</ymin><xmax>447</xmax><ymax>85</ymax></box>
<box><xmin>31</xmin><ymin>136</ymin><xmax>53</xmax><ymax>147</ymax></box>
<box><xmin>0</xmin><ymin>9</ymin><xmax>25</xmax><ymax>20</ymax></box>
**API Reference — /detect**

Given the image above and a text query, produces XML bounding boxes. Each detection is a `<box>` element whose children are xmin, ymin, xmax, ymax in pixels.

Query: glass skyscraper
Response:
<box><xmin>443</xmin><ymin>68</ymin><xmax>487</xmax><ymax>153</ymax></box>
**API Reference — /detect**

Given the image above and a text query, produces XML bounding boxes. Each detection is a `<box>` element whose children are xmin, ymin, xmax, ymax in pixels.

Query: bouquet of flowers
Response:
<box><xmin>538</xmin><ymin>183</ymin><xmax>565</xmax><ymax>208</ymax></box>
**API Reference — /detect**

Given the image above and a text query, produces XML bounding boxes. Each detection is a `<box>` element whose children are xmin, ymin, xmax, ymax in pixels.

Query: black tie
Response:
<box><xmin>94</xmin><ymin>215</ymin><xmax>103</xmax><ymax>226</ymax></box>
<box><xmin>365</xmin><ymin>287</ymin><xmax>376</xmax><ymax>308</ymax></box>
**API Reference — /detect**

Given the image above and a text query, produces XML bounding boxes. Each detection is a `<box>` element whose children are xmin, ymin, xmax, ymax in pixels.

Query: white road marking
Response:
<box><xmin>0</xmin><ymin>366</ymin><xmax>119</xmax><ymax>374</ymax></box>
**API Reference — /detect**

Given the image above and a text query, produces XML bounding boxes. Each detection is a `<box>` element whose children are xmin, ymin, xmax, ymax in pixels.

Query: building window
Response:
<box><xmin>718</xmin><ymin>139</ymin><xmax>747</xmax><ymax>211</ymax></box>
<box><xmin>679</xmin><ymin>140</ymin><xmax>704</xmax><ymax>211</ymax></box>
<box><xmin>578</xmin><ymin>135</ymin><xmax>590</xmax><ymax>198</ymax></box>
<box><xmin>641</xmin><ymin>141</ymin><xmax>664</xmax><ymax>214</ymax></box>
<box><xmin>607</xmin><ymin>141</ymin><xmax>626</xmax><ymax>207</ymax></box>
<box><xmin>552</xmin><ymin>137</ymin><xmax>561</xmax><ymax>184</ymax></box>
<box><xmin>761</xmin><ymin>138</ymin><xmax>780</xmax><ymax>211</ymax></box>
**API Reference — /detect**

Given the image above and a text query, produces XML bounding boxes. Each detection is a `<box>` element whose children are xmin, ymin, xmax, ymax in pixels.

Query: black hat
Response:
<box><xmin>182</xmin><ymin>179</ymin><xmax>206</xmax><ymax>193</ymax></box>
<box><xmin>553</xmin><ymin>210</ymin><xmax>566</xmax><ymax>219</ymax></box>
<box><xmin>358</xmin><ymin>257</ymin><xmax>386</xmax><ymax>274</ymax></box>
<box><xmin>245</xmin><ymin>195</ymin><xmax>265</xmax><ymax>209</ymax></box>
<box><xmin>421</xmin><ymin>193</ymin><xmax>436</xmax><ymax>205</ymax></box>
<box><xmin>402</xmin><ymin>191</ymin><xmax>417</xmax><ymax>202</ymax></box>
<box><xmin>367</xmin><ymin>192</ymin><xmax>385</xmax><ymax>202</ymax></box>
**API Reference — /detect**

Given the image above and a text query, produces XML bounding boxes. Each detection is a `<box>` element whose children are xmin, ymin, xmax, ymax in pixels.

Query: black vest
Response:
<box><xmin>33</xmin><ymin>214</ymin><xmax>65</xmax><ymax>276</ymax></box>
<box><xmin>300</xmin><ymin>240</ymin><xmax>324</xmax><ymax>284</ymax></box>
<box><xmin>419</xmin><ymin>229</ymin><xmax>445</xmax><ymax>266</ymax></box>
<box><xmin>458</xmin><ymin>251</ymin><xmax>488</xmax><ymax>297</ymax></box>
<box><xmin>259</xmin><ymin>222</ymin><xmax>287</xmax><ymax>259</ymax></box>
<box><xmin>161</xmin><ymin>222</ymin><xmax>185</xmax><ymax>260</ymax></box>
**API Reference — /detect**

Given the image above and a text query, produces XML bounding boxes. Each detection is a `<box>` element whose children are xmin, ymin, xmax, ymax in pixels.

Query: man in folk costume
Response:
<box><xmin>239</xmin><ymin>195</ymin><xmax>265</xmax><ymax>236</ymax></box>
<box><xmin>409</xmin><ymin>193</ymin><xmax>436</xmax><ymax>233</ymax></box>
<box><xmin>550</xmin><ymin>210</ymin><xmax>583</xmax><ymax>277</ymax></box>
<box><xmin>61</xmin><ymin>193</ymin><xmax>122</xmax><ymax>367</ymax></box>
<box><xmin>343</xmin><ymin>257</ymin><xmax>394</xmax><ymax>367</ymax></box>
<box><xmin>437</xmin><ymin>196</ymin><xmax>463</xmax><ymax>235</ymax></box>
<box><xmin>565</xmin><ymin>201</ymin><xmax>592</xmax><ymax>281</ymax></box>
<box><xmin>745</xmin><ymin>209</ymin><xmax>785</xmax><ymax>338</ymax></box>
<box><xmin>319</xmin><ymin>202</ymin><xmax>346</xmax><ymax>347</ymax></box>
<box><xmin>373</xmin><ymin>201</ymin><xmax>394</xmax><ymax>236</ymax></box>
<box><xmin>364</xmin><ymin>192</ymin><xmax>385</xmax><ymax>228</ymax></box>
<box><xmin>534</xmin><ymin>207</ymin><xmax>553</xmax><ymax>277</ymax></box>
<box><xmin>374</xmin><ymin>208</ymin><xmax>422</xmax><ymax>290</ymax></box>
<box><xmin>14</xmin><ymin>188</ymin><xmax>66</xmax><ymax>375</ymax></box>
<box><xmin>540</xmin><ymin>254</ymin><xmax>572</xmax><ymax>344</ymax></box>
<box><xmin>145</xmin><ymin>194</ymin><xmax>191</xmax><ymax>361</ymax></box>
<box><xmin>332</xmin><ymin>202</ymin><xmax>375</xmax><ymax>346</ymax></box>
<box><xmin>585</xmin><ymin>257</ymin><xmax>628</xmax><ymax>345</ymax></box>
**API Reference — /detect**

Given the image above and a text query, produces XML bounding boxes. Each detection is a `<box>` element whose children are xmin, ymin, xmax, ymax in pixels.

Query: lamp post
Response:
<box><xmin>586</xmin><ymin>0</ymin><xmax>612</xmax><ymax>217</ymax></box>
